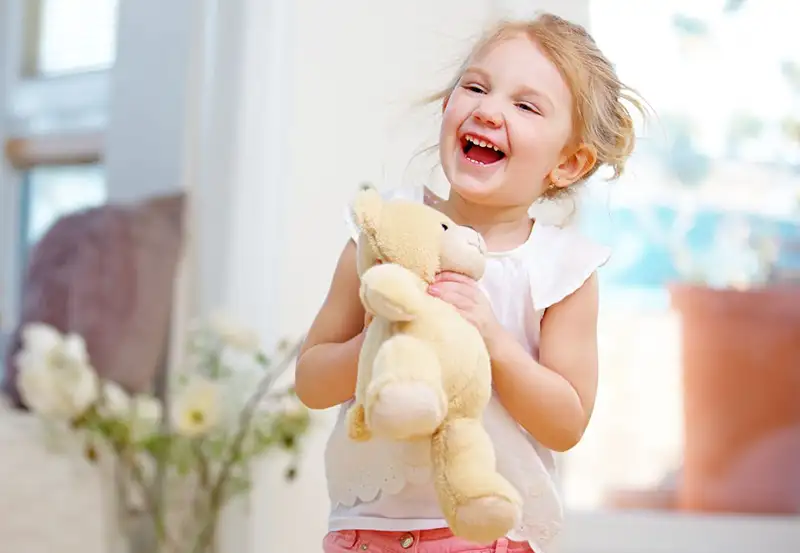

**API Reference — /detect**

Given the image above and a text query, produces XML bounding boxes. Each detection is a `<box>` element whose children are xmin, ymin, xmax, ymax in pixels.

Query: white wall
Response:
<box><xmin>280</xmin><ymin>1</ymin><xmax>495</xmax><ymax>333</ymax></box>
<box><xmin>105</xmin><ymin>0</ymin><xmax>206</xmax><ymax>204</ymax></box>
<box><xmin>0</xmin><ymin>0</ymin><xmax>18</xmax><ymax>330</ymax></box>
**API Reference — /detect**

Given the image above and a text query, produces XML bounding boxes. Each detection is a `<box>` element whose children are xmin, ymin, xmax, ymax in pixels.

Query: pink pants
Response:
<box><xmin>323</xmin><ymin>529</ymin><xmax>534</xmax><ymax>553</ymax></box>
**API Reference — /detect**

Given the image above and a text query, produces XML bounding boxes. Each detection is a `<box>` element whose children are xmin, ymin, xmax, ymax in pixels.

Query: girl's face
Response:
<box><xmin>440</xmin><ymin>34</ymin><xmax>581</xmax><ymax>208</ymax></box>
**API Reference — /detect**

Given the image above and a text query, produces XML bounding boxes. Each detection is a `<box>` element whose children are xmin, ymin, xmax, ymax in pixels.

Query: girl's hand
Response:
<box><xmin>428</xmin><ymin>271</ymin><xmax>503</xmax><ymax>344</ymax></box>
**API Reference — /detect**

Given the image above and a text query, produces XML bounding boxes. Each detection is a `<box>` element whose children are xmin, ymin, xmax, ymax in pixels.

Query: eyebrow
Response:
<box><xmin>462</xmin><ymin>65</ymin><xmax>555</xmax><ymax>112</ymax></box>
<box><xmin>461</xmin><ymin>66</ymin><xmax>491</xmax><ymax>81</ymax></box>
<box><xmin>518</xmin><ymin>84</ymin><xmax>554</xmax><ymax>112</ymax></box>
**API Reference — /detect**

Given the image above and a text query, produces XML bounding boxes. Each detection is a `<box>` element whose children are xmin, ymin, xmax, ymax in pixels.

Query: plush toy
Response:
<box><xmin>345</xmin><ymin>187</ymin><xmax>522</xmax><ymax>544</ymax></box>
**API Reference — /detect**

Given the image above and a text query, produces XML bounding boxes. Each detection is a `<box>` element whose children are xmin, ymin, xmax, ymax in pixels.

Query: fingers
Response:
<box><xmin>434</xmin><ymin>271</ymin><xmax>477</xmax><ymax>286</ymax></box>
<box><xmin>428</xmin><ymin>282</ymin><xmax>474</xmax><ymax>309</ymax></box>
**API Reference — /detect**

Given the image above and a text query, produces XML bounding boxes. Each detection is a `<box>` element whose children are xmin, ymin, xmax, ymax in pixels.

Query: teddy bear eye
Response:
<box><xmin>441</xmin><ymin>223</ymin><xmax>449</xmax><ymax>231</ymax></box>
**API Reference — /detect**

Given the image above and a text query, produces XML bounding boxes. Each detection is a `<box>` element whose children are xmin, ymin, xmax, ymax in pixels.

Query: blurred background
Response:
<box><xmin>0</xmin><ymin>0</ymin><xmax>798</xmax><ymax>552</ymax></box>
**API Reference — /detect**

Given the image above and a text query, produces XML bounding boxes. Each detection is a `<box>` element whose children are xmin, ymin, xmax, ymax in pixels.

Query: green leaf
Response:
<box><xmin>222</xmin><ymin>472</ymin><xmax>252</xmax><ymax>501</ymax></box>
<box><xmin>141</xmin><ymin>433</ymin><xmax>172</xmax><ymax>462</ymax></box>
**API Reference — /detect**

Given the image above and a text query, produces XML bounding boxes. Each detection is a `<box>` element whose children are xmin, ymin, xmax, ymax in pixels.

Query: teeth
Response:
<box><xmin>466</xmin><ymin>135</ymin><xmax>501</xmax><ymax>152</ymax></box>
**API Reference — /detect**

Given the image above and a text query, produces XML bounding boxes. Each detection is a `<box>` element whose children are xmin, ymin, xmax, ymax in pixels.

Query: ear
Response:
<box><xmin>351</xmin><ymin>185</ymin><xmax>383</xmax><ymax>234</ymax></box>
<box><xmin>550</xmin><ymin>144</ymin><xmax>598</xmax><ymax>189</ymax></box>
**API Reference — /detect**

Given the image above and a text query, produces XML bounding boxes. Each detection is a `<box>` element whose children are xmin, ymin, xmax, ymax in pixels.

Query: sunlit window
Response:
<box><xmin>16</xmin><ymin>164</ymin><xmax>107</xmax><ymax>285</ymax></box>
<box><xmin>24</xmin><ymin>0</ymin><xmax>119</xmax><ymax>76</ymax></box>
<box><xmin>22</xmin><ymin>164</ymin><xmax>107</xmax><ymax>247</ymax></box>
<box><xmin>564</xmin><ymin>0</ymin><xmax>800</xmax><ymax>517</ymax></box>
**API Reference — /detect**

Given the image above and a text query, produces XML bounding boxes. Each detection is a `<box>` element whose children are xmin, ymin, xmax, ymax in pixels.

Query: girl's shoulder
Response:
<box><xmin>521</xmin><ymin>221</ymin><xmax>611</xmax><ymax>311</ymax></box>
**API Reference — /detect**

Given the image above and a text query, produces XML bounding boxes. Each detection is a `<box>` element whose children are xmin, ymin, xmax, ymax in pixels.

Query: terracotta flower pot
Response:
<box><xmin>669</xmin><ymin>283</ymin><xmax>800</xmax><ymax>514</ymax></box>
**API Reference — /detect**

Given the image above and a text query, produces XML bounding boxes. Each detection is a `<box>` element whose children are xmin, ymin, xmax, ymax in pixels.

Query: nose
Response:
<box><xmin>473</xmin><ymin>97</ymin><xmax>503</xmax><ymax>128</ymax></box>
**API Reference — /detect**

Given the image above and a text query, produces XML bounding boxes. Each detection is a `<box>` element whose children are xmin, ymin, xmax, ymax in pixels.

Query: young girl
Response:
<box><xmin>295</xmin><ymin>13</ymin><xmax>644</xmax><ymax>553</ymax></box>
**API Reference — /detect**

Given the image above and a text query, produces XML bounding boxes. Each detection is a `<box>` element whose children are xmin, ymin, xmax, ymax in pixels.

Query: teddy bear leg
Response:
<box><xmin>365</xmin><ymin>335</ymin><xmax>447</xmax><ymax>440</ymax></box>
<box><xmin>432</xmin><ymin>417</ymin><xmax>522</xmax><ymax>545</ymax></box>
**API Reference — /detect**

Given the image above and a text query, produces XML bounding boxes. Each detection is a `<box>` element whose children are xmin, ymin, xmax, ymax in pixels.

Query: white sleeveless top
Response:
<box><xmin>325</xmin><ymin>186</ymin><xmax>610</xmax><ymax>552</ymax></box>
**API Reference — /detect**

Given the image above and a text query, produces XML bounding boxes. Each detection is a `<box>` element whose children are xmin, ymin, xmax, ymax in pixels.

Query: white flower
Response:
<box><xmin>171</xmin><ymin>377</ymin><xmax>221</xmax><ymax>437</ymax></box>
<box><xmin>21</xmin><ymin>324</ymin><xmax>61</xmax><ymax>355</ymax></box>
<box><xmin>130</xmin><ymin>395</ymin><xmax>163</xmax><ymax>440</ymax></box>
<box><xmin>100</xmin><ymin>381</ymin><xmax>131</xmax><ymax>418</ymax></box>
<box><xmin>220</xmin><ymin>344</ymin><xmax>263</xmax><ymax>378</ymax></box>
<box><xmin>15</xmin><ymin>323</ymin><xmax>98</xmax><ymax>420</ymax></box>
<box><xmin>207</xmin><ymin>312</ymin><xmax>260</xmax><ymax>353</ymax></box>
<box><xmin>20</xmin><ymin>323</ymin><xmax>90</xmax><ymax>367</ymax></box>
<box><xmin>96</xmin><ymin>381</ymin><xmax>162</xmax><ymax>440</ymax></box>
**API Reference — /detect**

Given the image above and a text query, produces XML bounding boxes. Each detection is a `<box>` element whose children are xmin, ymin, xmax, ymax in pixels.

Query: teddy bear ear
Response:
<box><xmin>351</xmin><ymin>185</ymin><xmax>382</xmax><ymax>233</ymax></box>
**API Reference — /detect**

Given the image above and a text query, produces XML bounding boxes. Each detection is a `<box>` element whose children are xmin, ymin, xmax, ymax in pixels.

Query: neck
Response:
<box><xmin>440</xmin><ymin>191</ymin><xmax>533</xmax><ymax>252</ymax></box>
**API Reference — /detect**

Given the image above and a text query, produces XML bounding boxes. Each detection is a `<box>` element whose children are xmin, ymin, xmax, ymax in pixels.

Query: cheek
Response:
<box><xmin>510</xmin><ymin>120</ymin><xmax>569</xmax><ymax>173</ymax></box>
<box><xmin>441</xmin><ymin>90</ymin><xmax>474</xmax><ymax>136</ymax></box>
<box><xmin>440</xmin><ymin>103</ymin><xmax>462</xmax><ymax>143</ymax></box>
<box><xmin>439</xmin><ymin>99</ymin><xmax>468</xmax><ymax>173</ymax></box>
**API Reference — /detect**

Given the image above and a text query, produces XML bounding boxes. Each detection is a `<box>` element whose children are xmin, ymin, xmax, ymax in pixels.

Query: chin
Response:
<box><xmin>448</xmin><ymin>177</ymin><xmax>503</xmax><ymax>203</ymax></box>
<box><xmin>444</xmin><ymin>164</ymin><xmax>505</xmax><ymax>204</ymax></box>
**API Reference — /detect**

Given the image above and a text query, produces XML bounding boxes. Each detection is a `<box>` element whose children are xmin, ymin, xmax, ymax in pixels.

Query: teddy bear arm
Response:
<box><xmin>345</xmin><ymin>319</ymin><xmax>390</xmax><ymax>442</ymax></box>
<box><xmin>360</xmin><ymin>263</ymin><xmax>427</xmax><ymax>322</ymax></box>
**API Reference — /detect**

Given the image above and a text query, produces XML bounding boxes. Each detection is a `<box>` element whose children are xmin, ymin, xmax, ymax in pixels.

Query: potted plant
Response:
<box><xmin>13</xmin><ymin>314</ymin><xmax>311</xmax><ymax>553</ymax></box>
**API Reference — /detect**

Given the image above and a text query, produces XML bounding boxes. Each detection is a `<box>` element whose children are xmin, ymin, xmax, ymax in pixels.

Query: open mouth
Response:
<box><xmin>461</xmin><ymin>134</ymin><xmax>507</xmax><ymax>166</ymax></box>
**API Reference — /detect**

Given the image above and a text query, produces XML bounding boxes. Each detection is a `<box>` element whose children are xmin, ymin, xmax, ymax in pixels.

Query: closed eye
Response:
<box><xmin>462</xmin><ymin>83</ymin><xmax>487</xmax><ymax>94</ymax></box>
<box><xmin>517</xmin><ymin>102</ymin><xmax>541</xmax><ymax>115</ymax></box>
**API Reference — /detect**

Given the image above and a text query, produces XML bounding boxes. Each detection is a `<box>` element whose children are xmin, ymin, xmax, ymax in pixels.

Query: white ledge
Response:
<box><xmin>560</xmin><ymin>509</ymin><xmax>800</xmax><ymax>553</ymax></box>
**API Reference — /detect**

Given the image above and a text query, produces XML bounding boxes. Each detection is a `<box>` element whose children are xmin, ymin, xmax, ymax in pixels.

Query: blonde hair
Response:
<box><xmin>428</xmin><ymin>13</ymin><xmax>647</xmax><ymax>197</ymax></box>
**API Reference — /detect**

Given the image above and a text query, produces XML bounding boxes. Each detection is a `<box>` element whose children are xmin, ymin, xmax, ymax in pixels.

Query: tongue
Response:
<box><xmin>467</xmin><ymin>145</ymin><xmax>503</xmax><ymax>165</ymax></box>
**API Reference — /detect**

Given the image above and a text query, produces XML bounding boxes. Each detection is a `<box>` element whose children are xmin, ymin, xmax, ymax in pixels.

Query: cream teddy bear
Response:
<box><xmin>345</xmin><ymin>187</ymin><xmax>522</xmax><ymax>544</ymax></box>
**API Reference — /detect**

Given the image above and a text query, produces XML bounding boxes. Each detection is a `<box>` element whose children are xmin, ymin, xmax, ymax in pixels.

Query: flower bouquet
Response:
<box><xmin>14</xmin><ymin>315</ymin><xmax>311</xmax><ymax>553</ymax></box>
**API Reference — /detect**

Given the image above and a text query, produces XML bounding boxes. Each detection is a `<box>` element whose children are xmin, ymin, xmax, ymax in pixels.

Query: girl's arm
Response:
<box><xmin>430</xmin><ymin>270</ymin><xmax>600</xmax><ymax>451</ymax></box>
<box><xmin>488</xmin><ymin>273</ymin><xmax>600</xmax><ymax>452</ymax></box>
<box><xmin>294</xmin><ymin>241</ymin><xmax>366</xmax><ymax>409</ymax></box>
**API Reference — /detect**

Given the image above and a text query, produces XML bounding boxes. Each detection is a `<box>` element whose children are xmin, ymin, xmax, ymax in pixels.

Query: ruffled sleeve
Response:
<box><xmin>343</xmin><ymin>203</ymin><xmax>361</xmax><ymax>242</ymax></box>
<box><xmin>525</xmin><ymin>223</ymin><xmax>611</xmax><ymax>311</ymax></box>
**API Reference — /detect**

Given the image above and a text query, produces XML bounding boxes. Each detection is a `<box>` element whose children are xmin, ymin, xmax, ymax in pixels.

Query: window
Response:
<box><xmin>1</xmin><ymin>0</ymin><xmax>117</xmax><ymax>330</ymax></box>
<box><xmin>560</xmin><ymin>0</ymin><xmax>799</xmax><ymax>544</ymax></box>
<box><xmin>18</xmin><ymin>164</ymin><xmax>106</xmax><ymax>272</ymax></box>
<box><xmin>22</xmin><ymin>0</ymin><xmax>119</xmax><ymax>76</ymax></box>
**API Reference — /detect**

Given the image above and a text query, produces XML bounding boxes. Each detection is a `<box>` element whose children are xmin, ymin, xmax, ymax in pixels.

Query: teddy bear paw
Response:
<box><xmin>454</xmin><ymin>496</ymin><xmax>520</xmax><ymax>544</ymax></box>
<box><xmin>367</xmin><ymin>382</ymin><xmax>446</xmax><ymax>440</ymax></box>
